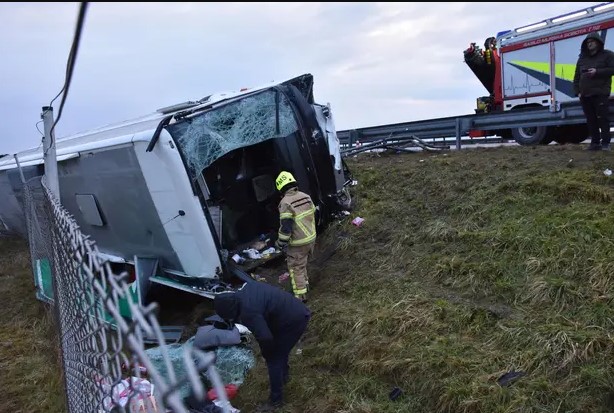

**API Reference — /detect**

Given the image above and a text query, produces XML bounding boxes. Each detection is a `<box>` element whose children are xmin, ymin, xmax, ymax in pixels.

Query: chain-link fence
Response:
<box><xmin>22</xmin><ymin>175</ymin><xmax>231</xmax><ymax>413</ymax></box>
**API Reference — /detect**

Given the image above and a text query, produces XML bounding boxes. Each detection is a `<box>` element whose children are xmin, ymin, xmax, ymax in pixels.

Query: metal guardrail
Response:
<box><xmin>467</xmin><ymin>102</ymin><xmax>589</xmax><ymax>130</ymax></box>
<box><xmin>337</xmin><ymin>100</ymin><xmax>614</xmax><ymax>150</ymax></box>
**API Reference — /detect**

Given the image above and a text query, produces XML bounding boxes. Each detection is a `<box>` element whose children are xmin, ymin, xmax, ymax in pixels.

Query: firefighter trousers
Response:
<box><xmin>286</xmin><ymin>243</ymin><xmax>314</xmax><ymax>298</ymax></box>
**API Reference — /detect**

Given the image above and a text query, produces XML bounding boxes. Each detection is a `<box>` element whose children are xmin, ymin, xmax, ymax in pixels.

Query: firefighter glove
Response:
<box><xmin>275</xmin><ymin>239</ymin><xmax>287</xmax><ymax>252</ymax></box>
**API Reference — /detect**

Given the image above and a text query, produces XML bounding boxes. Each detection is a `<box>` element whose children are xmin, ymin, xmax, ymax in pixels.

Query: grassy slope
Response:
<box><xmin>235</xmin><ymin>145</ymin><xmax>614</xmax><ymax>413</ymax></box>
<box><xmin>0</xmin><ymin>237</ymin><xmax>65</xmax><ymax>413</ymax></box>
<box><xmin>5</xmin><ymin>144</ymin><xmax>614</xmax><ymax>413</ymax></box>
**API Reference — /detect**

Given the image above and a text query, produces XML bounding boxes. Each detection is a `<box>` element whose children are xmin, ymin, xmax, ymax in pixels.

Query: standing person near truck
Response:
<box><xmin>274</xmin><ymin>171</ymin><xmax>316</xmax><ymax>303</ymax></box>
<box><xmin>573</xmin><ymin>32</ymin><xmax>614</xmax><ymax>151</ymax></box>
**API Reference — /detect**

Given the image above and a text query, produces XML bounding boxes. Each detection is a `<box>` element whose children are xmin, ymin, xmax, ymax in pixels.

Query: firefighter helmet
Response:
<box><xmin>275</xmin><ymin>171</ymin><xmax>296</xmax><ymax>191</ymax></box>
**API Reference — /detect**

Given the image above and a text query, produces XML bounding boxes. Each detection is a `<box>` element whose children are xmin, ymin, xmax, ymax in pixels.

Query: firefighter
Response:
<box><xmin>214</xmin><ymin>281</ymin><xmax>311</xmax><ymax>410</ymax></box>
<box><xmin>274</xmin><ymin>171</ymin><xmax>316</xmax><ymax>302</ymax></box>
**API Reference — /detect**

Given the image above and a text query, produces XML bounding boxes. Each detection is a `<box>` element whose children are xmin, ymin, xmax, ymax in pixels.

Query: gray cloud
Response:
<box><xmin>0</xmin><ymin>2</ymin><xmax>600</xmax><ymax>154</ymax></box>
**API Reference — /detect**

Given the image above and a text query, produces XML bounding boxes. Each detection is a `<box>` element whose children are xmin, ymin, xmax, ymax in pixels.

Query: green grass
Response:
<box><xmin>234</xmin><ymin>145</ymin><xmax>614</xmax><ymax>412</ymax></box>
<box><xmin>6</xmin><ymin>144</ymin><xmax>614</xmax><ymax>412</ymax></box>
<box><xmin>0</xmin><ymin>236</ymin><xmax>65</xmax><ymax>413</ymax></box>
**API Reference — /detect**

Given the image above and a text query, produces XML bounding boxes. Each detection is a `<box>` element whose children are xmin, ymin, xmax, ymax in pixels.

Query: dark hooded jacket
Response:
<box><xmin>214</xmin><ymin>281</ymin><xmax>310</xmax><ymax>354</ymax></box>
<box><xmin>573</xmin><ymin>32</ymin><xmax>614</xmax><ymax>97</ymax></box>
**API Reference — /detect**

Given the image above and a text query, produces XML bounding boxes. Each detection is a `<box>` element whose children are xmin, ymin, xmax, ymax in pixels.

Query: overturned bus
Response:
<box><xmin>0</xmin><ymin>73</ymin><xmax>352</xmax><ymax>304</ymax></box>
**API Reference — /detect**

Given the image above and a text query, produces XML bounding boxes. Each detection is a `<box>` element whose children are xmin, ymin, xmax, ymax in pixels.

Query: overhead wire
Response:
<box><xmin>31</xmin><ymin>120</ymin><xmax>45</xmax><ymax>152</ymax></box>
<box><xmin>35</xmin><ymin>120</ymin><xmax>44</xmax><ymax>137</ymax></box>
<box><xmin>45</xmin><ymin>2</ymin><xmax>89</xmax><ymax>154</ymax></box>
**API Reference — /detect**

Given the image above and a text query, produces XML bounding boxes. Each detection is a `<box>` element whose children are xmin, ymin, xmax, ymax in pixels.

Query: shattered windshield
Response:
<box><xmin>168</xmin><ymin>89</ymin><xmax>299</xmax><ymax>178</ymax></box>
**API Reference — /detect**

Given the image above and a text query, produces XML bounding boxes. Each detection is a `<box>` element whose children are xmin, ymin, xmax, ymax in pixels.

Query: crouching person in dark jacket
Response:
<box><xmin>214</xmin><ymin>281</ymin><xmax>311</xmax><ymax>410</ymax></box>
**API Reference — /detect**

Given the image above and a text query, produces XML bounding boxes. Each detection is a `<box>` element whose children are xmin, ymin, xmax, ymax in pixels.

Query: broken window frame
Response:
<box><xmin>166</xmin><ymin>88</ymin><xmax>301</xmax><ymax>181</ymax></box>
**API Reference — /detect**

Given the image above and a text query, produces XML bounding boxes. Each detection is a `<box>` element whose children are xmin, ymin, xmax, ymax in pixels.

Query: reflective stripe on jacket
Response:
<box><xmin>278</xmin><ymin>188</ymin><xmax>316</xmax><ymax>246</ymax></box>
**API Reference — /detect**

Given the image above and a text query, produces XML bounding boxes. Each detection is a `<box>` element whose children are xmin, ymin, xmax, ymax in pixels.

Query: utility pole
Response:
<box><xmin>41</xmin><ymin>106</ymin><xmax>61</xmax><ymax>201</ymax></box>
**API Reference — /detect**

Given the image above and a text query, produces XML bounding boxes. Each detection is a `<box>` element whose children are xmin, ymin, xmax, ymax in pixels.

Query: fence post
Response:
<box><xmin>13</xmin><ymin>155</ymin><xmax>27</xmax><ymax>184</ymax></box>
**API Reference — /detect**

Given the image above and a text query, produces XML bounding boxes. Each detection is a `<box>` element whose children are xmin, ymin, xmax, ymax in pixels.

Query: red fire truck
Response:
<box><xmin>464</xmin><ymin>2</ymin><xmax>614</xmax><ymax>145</ymax></box>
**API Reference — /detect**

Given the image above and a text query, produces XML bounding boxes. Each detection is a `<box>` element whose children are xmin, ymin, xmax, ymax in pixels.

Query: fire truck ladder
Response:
<box><xmin>497</xmin><ymin>2</ymin><xmax>614</xmax><ymax>44</ymax></box>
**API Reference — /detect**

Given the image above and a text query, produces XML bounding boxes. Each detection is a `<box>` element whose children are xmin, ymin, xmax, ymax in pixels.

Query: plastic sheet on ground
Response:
<box><xmin>209</xmin><ymin>345</ymin><xmax>256</xmax><ymax>386</ymax></box>
<box><xmin>145</xmin><ymin>337</ymin><xmax>255</xmax><ymax>398</ymax></box>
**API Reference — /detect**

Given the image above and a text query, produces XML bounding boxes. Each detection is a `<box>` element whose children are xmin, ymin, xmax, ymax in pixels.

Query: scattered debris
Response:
<box><xmin>208</xmin><ymin>383</ymin><xmax>238</xmax><ymax>401</ymax></box>
<box><xmin>194</xmin><ymin>315</ymin><xmax>242</xmax><ymax>350</ymax></box>
<box><xmin>251</xmin><ymin>273</ymin><xmax>266</xmax><ymax>282</ymax></box>
<box><xmin>213</xmin><ymin>399</ymin><xmax>240</xmax><ymax>412</ymax></box>
<box><xmin>278</xmin><ymin>272</ymin><xmax>290</xmax><ymax>283</ymax></box>
<box><xmin>232</xmin><ymin>254</ymin><xmax>245</xmax><ymax>264</ymax></box>
<box><xmin>101</xmin><ymin>376</ymin><xmax>157</xmax><ymax>412</ymax></box>
<box><xmin>340</xmin><ymin>134</ymin><xmax>449</xmax><ymax>157</ymax></box>
<box><xmin>604</xmin><ymin>168</ymin><xmax>612</xmax><ymax>177</ymax></box>
<box><xmin>260</xmin><ymin>247</ymin><xmax>276</xmax><ymax>258</ymax></box>
<box><xmin>497</xmin><ymin>370</ymin><xmax>526</xmax><ymax>387</ymax></box>
<box><xmin>142</xmin><ymin>325</ymin><xmax>184</xmax><ymax>345</ymax></box>
<box><xmin>122</xmin><ymin>361</ymin><xmax>148</xmax><ymax>376</ymax></box>
<box><xmin>242</xmin><ymin>249</ymin><xmax>262</xmax><ymax>260</ymax></box>
<box><xmin>389</xmin><ymin>387</ymin><xmax>403</xmax><ymax>401</ymax></box>
<box><xmin>351</xmin><ymin>217</ymin><xmax>365</xmax><ymax>227</ymax></box>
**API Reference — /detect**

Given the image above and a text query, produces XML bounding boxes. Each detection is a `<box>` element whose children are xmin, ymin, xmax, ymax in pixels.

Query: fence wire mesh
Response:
<box><xmin>22</xmin><ymin>176</ymin><xmax>230</xmax><ymax>413</ymax></box>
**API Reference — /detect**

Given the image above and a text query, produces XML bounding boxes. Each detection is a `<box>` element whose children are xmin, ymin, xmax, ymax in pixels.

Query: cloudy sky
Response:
<box><xmin>0</xmin><ymin>2</ymin><xmax>602</xmax><ymax>154</ymax></box>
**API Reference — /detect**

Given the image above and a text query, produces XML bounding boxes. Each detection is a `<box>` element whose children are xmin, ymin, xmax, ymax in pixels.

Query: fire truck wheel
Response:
<box><xmin>511</xmin><ymin>126</ymin><xmax>552</xmax><ymax>146</ymax></box>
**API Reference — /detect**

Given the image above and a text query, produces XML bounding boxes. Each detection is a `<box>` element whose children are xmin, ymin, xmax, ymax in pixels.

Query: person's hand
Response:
<box><xmin>587</xmin><ymin>68</ymin><xmax>597</xmax><ymax>77</ymax></box>
<box><xmin>275</xmin><ymin>240</ymin><xmax>287</xmax><ymax>252</ymax></box>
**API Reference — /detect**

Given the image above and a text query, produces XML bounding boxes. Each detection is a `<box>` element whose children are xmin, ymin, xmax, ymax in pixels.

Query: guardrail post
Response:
<box><xmin>349</xmin><ymin>130</ymin><xmax>357</xmax><ymax>148</ymax></box>
<box><xmin>455</xmin><ymin>118</ymin><xmax>462</xmax><ymax>150</ymax></box>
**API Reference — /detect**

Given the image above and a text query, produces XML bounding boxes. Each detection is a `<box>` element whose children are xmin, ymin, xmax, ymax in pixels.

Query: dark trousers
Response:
<box><xmin>264</xmin><ymin>315</ymin><xmax>310</xmax><ymax>404</ymax></box>
<box><xmin>580</xmin><ymin>95</ymin><xmax>611</xmax><ymax>146</ymax></box>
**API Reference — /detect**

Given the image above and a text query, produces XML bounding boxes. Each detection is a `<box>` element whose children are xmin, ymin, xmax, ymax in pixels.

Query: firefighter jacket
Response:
<box><xmin>573</xmin><ymin>32</ymin><xmax>614</xmax><ymax>97</ymax></box>
<box><xmin>277</xmin><ymin>187</ymin><xmax>316</xmax><ymax>247</ymax></box>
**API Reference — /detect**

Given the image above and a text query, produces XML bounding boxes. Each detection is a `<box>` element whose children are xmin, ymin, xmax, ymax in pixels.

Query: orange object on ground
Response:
<box><xmin>207</xmin><ymin>384</ymin><xmax>238</xmax><ymax>400</ymax></box>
